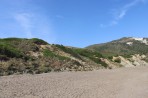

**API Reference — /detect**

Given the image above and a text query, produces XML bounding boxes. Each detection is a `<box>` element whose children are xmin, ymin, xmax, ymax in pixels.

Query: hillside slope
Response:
<box><xmin>0</xmin><ymin>38</ymin><xmax>112</xmax><ymax>76</ymax></box>
<box><xmin>0</xmin><ymin>37</ymin><xmax>148</xmax><ymax>76</ymax></box>
<box><xmin>86</xmin><ymin>37</ymin><xmax>148</xmax><ymax>57</ymax></box>
<box><xmin>86</xmin><ymin>37</ymin><xmax>148</xmax><ymax>67</ymax></box>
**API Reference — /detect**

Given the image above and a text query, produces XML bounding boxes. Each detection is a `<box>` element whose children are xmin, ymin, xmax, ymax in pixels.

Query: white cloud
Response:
<box><xmin>1</xmin><ymin>0</ymin><xmax>56</xmax><ymax>43</ymax></box>
<box><xmin>116</xmin><ymin>10</ymin><xmax>126</xmax><ymax>20</ymax></box>
<box><xmin>100</xmin><ymin>0</ymin><xmax>147</xmax><ymax>28</ymax></box>
<box><xmin>115</xmin><ymin>0</ymin><xmax>139</xmax><ymax>20</ymax></box>
<box><xmin>14</xmin><ymin>13</ymin><xmax>33</xmax><ymax>38</ymax></box>
<box><xmin>14</xmin><ymin>12</ymin><xmax>56</xmax><ymax>43</ymax></box>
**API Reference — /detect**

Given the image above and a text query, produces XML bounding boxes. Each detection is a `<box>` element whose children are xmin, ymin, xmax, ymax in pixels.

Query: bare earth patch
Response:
<box><xmin>0</xmin><ymin>66</ymin><xmax>148</xmax><ymax>98</ymax></box>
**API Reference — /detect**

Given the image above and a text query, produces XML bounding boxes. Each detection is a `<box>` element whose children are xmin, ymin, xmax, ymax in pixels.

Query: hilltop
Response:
<box><xmin>86</xmin><ymin>37</ymin><xmax>148</xmax><ymax>57</ymax></box>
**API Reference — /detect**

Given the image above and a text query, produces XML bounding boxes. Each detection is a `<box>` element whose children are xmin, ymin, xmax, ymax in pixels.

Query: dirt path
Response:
<box><xmin>0</xmin><ymin>66</ymin><xmax>148</xmax><ymax>98</ymax></box>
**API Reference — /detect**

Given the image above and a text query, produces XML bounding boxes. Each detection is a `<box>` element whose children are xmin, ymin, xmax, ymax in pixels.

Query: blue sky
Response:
<box><xmin>0</xmin><ymin>0</ymin><xmax>148</xmax><ymax>47</ymax></box>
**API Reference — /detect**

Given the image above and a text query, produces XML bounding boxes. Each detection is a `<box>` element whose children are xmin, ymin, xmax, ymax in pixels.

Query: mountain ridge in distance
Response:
<box><xmin>86</xmin><ymin>37</ymin><xmax>148</xmax><ymax>57</ymax></box>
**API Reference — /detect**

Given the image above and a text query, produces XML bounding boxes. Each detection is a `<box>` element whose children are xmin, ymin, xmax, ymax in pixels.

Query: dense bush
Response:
<box><xmin>0</xmin><ymin>43</ymin><xmax>22</xmax><ymax>58</ymax></box>
<box><xmin>31</xmin><ymin>38</ymin><xmax>48</xmax><ymax>45</ymax></box>
<box><xmin>74</xmin><ymin>48</ymin><xmax>103</xmax><ymax>58</ymax></box>
<box><xmin>108</xmin><ymin>56</ymin><xmax>113</xmax><ymax>60</ymax></box>
<box><xmin>43</xmin><ymin>49</ymin><xmax>56</xmax><ymax>57</ymax></box>
<box><xmin>43</xmin><ymin>49</ymin><xmax>70</xmax><ymax>60</ymax></box>
<box><xmin>55</xmin><ymin>45</ymin><xmax>82</xmax><ymax>60</ymax></box>
<box><xmin>122</xmin><ymin>54</ymin><xmax>132</xmax><ymax>58</ymax></box>
<box><xmin>0</xmin><ymin>38</ymin><xmax>40</xmax><ymax>53</ymax></box>
<box><xmin>0</xmin><ymin>55</ymin><xmax>9</xmax><ymax>61</ymax></box>
<box><xmin>0</xmin><ymin>38</ymin><xmax>23</xmax><ymax>42</ymax></box>
<box><xmin>114</xmin><ymin>58</ymin><xmax>121</xmax><ymax>63</ymax></box>
<box><xmin>73</xmin><ymin>48</ymin><xmax>108</xmax><ymax>67</ymax></box>
<box><xmin>36</xmin><ymin>66</ymin><xmax>52</xmax><ymax>74</ymax></box>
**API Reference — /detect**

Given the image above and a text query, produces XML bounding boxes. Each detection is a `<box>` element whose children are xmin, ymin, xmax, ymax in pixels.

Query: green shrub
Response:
<box><xmin>37</xmin><ymin>66</ymin><xmax>52</xmax><ymax>74</ymax></box>
<box><xmin>114</xmin><ymin>58</ymin><xmax>121</xmax><ymax>63</ymax></box>
<box><xmin>73</xmin><ymin>48</ymin><xmax>103</xmax><ymax>58</ymax></box>
<box><xmin>55</xmin><ymin>45</ymin><xmax>82</xmax><ymax>60</ymax></box>
<box><xmin>73</xmin><ymin>48</ymin><xmax>107</xmax><ymax>67</ymax></box>
<box><xmin>108</xmin><ymin>56</ymin><xmax>113</xmax><ymax>60</ymax></box>
<box><xmin>31</xmin><ymin>38</ymin><xmax>48</xmax><ymax>45</ymax></box>
<box><xmin>56</xmin><ymin>55</ymin><xmax>70</xmax><ymax>60</ymax></box>
<box><xmin>43</xmin><ymin>49</ymin><xmax>70</xmax><ymax>60</ymax></box>
<box><xmin>0</xmin><ymin>38</ymin><xmax>23</xmax><ymax>42</ymax></box>
<box><xmin>0</xmin><ymin>43</ymin><xmax>22</xmax><ymax>58</ymax></box>
<box><xmin>122</xmin><ymin>54</ymin><xmax>132</xmax><ymax>58</ymax></box>
<box><xmin>0</xmin><ymin>55</ymin><xmax>9</xmax><ymax>61</ymax></box>
<box><xmin>43</xmin><ymin>49</ymin><xmax>56</xmax><ymax>57</ymax></box>
<box><xmin>7</xmin><ymin>64</ymin><xmax>18</xmax><ymax>74</ymax></box>
<box><xmin>98</xmin><ymin>60</ymin><xmax>108</xmax><ymax>68</ymax></box>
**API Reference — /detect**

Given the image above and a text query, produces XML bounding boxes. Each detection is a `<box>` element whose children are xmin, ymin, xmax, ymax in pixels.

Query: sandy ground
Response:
<box><xmin>0</xmin><ymin>66</ymin><xmax>148</xmax><ymax>98</ymax></box>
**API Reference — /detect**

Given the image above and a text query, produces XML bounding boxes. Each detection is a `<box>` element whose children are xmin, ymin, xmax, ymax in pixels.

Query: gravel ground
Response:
<box><xmin>0</xmin><ymin>66</ymin><xmax>148</xmax><ymax>98</ymax></box>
